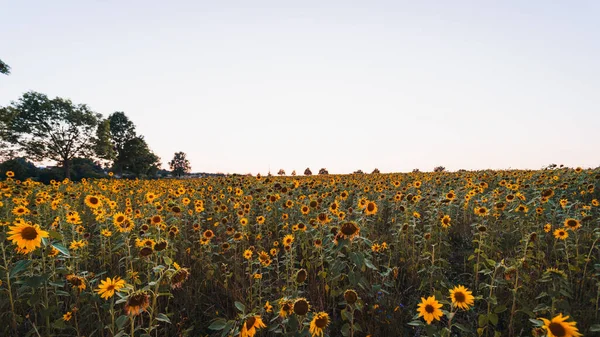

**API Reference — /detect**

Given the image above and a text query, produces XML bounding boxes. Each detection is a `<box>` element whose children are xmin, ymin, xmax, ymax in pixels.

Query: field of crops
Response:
<box><xmin>1</xmin><ymin>168</ymin><xmax>599</xmax><ymax>337</ymax></box>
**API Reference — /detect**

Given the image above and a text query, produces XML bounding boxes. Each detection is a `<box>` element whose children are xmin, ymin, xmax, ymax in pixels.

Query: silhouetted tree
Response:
<box><xmin>291</xmin><ymin>170</ymin><xmax>296</xmax><ymax>176</ymax></box>
<box><xmin>169</xmin><ymin>151</ymin><xmax>191</xmax><ymax>177</ymax></box>
<box><xmin>434</xmin><ymin>166</ymin><xmax>445</xmax><ymax>172</ymax></box>
<box><xmin>353</xmin><ymin>170</ymin><xmax>364</xmax><ymax>174</ymax></box>
<box><xmin>0</xmin><ymin>59</ymin><xmax>10</xmax><ymax>75</ymax></box>
<box><xmin>304</xmin><ymin>168</ymin><xmax>312</xmax><ymax>176</ymax></box>
<box><xmin>0</xmin><ymin>91</ymin><xmax>101</xmax><ymax>179</ymax></box>
<box><xmin>278</xmin><ymin>169</ymin><xmax>285</xmax><ymax>176</ymax></box>
<box><xmin>371</xmin><ymin>168</ymin><xmax>380</xmax><ymax>174</ymax></box>
<box><xmin>318</xmin><ymin>168</ymin><xmax>329</xmax><ymax>175</ymax></box>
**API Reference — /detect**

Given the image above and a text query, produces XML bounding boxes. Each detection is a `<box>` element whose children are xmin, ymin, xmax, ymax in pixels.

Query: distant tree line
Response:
<box><xmin>0</xmin><ymin>90</ymin><xmax>170</xmax><ymax>181</ymax></box>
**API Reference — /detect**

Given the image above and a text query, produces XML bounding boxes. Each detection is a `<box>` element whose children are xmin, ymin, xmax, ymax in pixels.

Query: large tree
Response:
<box><xmin>169</xmin><ymin>151</ymin><xmax>191</xmax><ymax>177</ymax></box>
<box><xmin>0</xmin><ymin>59</ymin><xmax>10</xmax><ymax>75</ymax></box>
<box><xmin>119</xmin><ymin>136</ymin><xmax>161</xmax><ymax>177</ymax></box>
<box><xmin>94</xmin><ymin>118</ymin><xmax>116</xmax><ymax>165</ymax></box>
<box><xmin>1</xmin><ymin>91</ymin><xmax>101</xmax><ymax>178</ymax></box>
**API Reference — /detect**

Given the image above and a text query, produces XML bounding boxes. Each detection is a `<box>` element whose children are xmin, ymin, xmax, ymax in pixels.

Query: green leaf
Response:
<box><xmin>454</xmin><ymin>323</ymin><xmax>470</xmax><ymax>333</ymax></box>
<box><xmin>48</xmin><ymin>230</ymin><xmax>62</xmax><ymax>240</ymax></box>
<box><xmin>478</xmin><ymin>314</ymin><xmax>487</xmax><ymax>328</ymax></box>
<box><xmin>116</xmin><ymin>315</ymin><xmax>129</xmax><ymax>329</ymax></box>
<box><xmin>52</xmin><ymin>243</ymin><xmax>70</xmax><ymax>257</ymax></box>
<box><xmin>208</xmin><ymin>318</ymin><xmax>228</xmax><ymax>330</ymax></box>
<box><xmin>590</xmin><ymin>324</ymin><xmax>600</xmax><ymax>332</ymax></box>
<box><xmin>529</xmin><ymin>319</ymin><xmax>543</xmax><ymax>327</ymax></box>
<box><xmin>493</xmin><ymin>305</ymin><xmax>507</xmax><ymax>314</ymax></box>
<box><xmin>488</xmin><ymin>313</ymin><xmax>498</xmax><ymax>326</ymax></box>
<box><xmin>364</xmin><ymin>258</ymin><xmax>378</xmax><ymax>270</ymax></box>
<box><xmin>9</xmin><ymin>260</ymin><xmax>31</xmax><ymax>278</ymax></box>
<box><xmin>234</xmin><ymin>301</ymin><xmax>246</xmax><ymax>313</ymax></box>
<box><xmin>163</xmin><ymin>256</ymin><xmax>173</xmax><ymax>266</ymax></box>
<box><xmin>156</xmin><ymin>313</ymin><xmax>171</xmax><ymax>324</ymax></box>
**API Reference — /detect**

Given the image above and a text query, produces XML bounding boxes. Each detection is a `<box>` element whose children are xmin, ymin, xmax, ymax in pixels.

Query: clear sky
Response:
<box><xmin>1</xmin><ymin>1</ymin><xmax>599</xmax><ymax>174</ymax></box>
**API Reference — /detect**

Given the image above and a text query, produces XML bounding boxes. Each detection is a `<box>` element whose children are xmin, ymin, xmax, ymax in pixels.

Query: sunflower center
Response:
<box><xmin>90</xmin><ymin>197</ymin><xmax>99</xmax><ymax>204</ymax></box>
<box><xmin>367</xmin><ymin>203</ymin><xmax>375</xmax><ymax>212</ymax></box>
<box><xmin>21</xmin><ymin>226</ymin><xmax>39</xmax><ymax>240</ymax></box>
<box><xmin>548</xmin><ymin>322</ymin><xmax>566</xmax><ymax>337</ymax></box>
<box><xmin>293</xmin><ymin>300</ymin><xmax>309</xmax><ymax>315</ymax></box>
<box><xmin>454</xmin><ymin>292</ymin><xmax>466</xmax><ymax>303</ymax></box>
<box><xmin>106</xmin><ymin>284</ymin><xmax>115</xmax><ymax>291</ymax></box>
<box><xmin>245</xmin><ymin>317</ymin><xmax>256</xmax><ymax>329</ymax></box>
<box><xmin>315</xmin><ymin>316</ymin><xmax>328</xmax><ymax>328</ymax></box>
<box><xmin>425</xmin><ymin>304</ymin><xmax>434</xmax><ymax>313</ymax></box>
<box><xmin>567</xmin><ymin>220</ymin><xmax>576</xmax><ymax>227</ymax></box>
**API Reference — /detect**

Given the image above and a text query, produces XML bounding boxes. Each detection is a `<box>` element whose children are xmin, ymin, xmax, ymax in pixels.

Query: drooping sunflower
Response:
<box><xmin>7</xmin><ymin>222</ymin><xmax>49</xmax><ymax>251</ymax></box>
<box><xmin>293</xmin><ymin>298</ymin><xmax>310</xmax><ymax>316</ymax></box>
<box><xmin>539</xmin><ymin>313</ymin><xmax>582</xmax><ymax>337</ymax></box>
<box><xmin>309</xmin><ymin>312</ymin><xmax>330</xmax><ymax>337</ymax></box>
<box><xmin>96</xmin><ymin>277</ymin><xmax>126</xmax><ymax>300</ymax></box>
<box><xmin>278</xmin><ymin>298</ymin><xmax>294</xmax><ymax>318</ymax></box>
<box><xmin>170</xmin><ymin>267</ymin><xmax>190</xmax><ymax>288</ymax></box>
<box><xmin>554</xmin><ymin>228</ymin><xmax>568</xmax><ymax>240</ymax></box>
<box><xmin>339</xmin><ymin>222</ymin><xmax>360</xmax><ymax>240</ymax></box>
<box><xmin>563</xmin><ymin>218</ymin><xmax>581</xmax><ymax>231</ymax></box>
<box><xmin>344</xmin><ymin>289</ymin><xmax>358</xmax><ymax>305</ymax></box>
<box><xmin>84</xmin><ymin>195</ymin><xmax>103</xmax><ymax>209</ymax></box>
<box><xmin>449</xmin><ymin>285</ymin><xmax>474</xmax><ymax>310</ymax></box>
<box><xmin>66</xmin><ymin>274</ymin><xmax>86</xmax><ymax>291</ymax></box>
<box><xmin>240</xmin><ymin>315</ymin><xmax>266</xmax><ymax>337</ymax></box>
<box><xmin>125</xmin><ymin>291</ymin><xmax>150</xmax><ymax>316</ymax></box>
<box><xmin>416</xmin><ymin>296</ymin><xmax>443</xmax><ymax>324</ymax></box>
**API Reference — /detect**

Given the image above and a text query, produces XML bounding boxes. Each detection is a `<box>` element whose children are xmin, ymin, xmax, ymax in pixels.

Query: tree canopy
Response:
<box><xmin>0</xmin><ymin>91</ymin><xmax>101</xmax><ymax>178</ymax></box>
<box><xmin>0</xmin><ymin>59</ymin><xmax>10</xmax><ymax>75</ymax></box>
<box><xmin>169</xmin><ymin>151</ymin><xmax>191</xmax><ymax>177</ymax></box>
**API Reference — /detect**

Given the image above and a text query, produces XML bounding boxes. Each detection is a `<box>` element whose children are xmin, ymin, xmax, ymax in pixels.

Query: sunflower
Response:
<box><xmin>170</xmin><ymin>268</ymin><xmax>190</xmax><ymax>288</ymax></box>
<box><xmin>243</xmin><ymin>249</ymin><xmax>253</xmax><ymax>260</ymax></box>
<box><xmin>554</xmin><ymin>228</ymin><xmax>568</xmax><ymax>240</ymax></box>
<box><xmin>539</xmin><ymin>313</ymin><xmax>582</xmax><ymax>337</ymax></box>
<box><xmin>240</xmin><ymin>315</ymin><xmax>266</xmax><ymax>337</ymax></box>
<box><xmin>449</xmin><ymin>285</ymin><xmax>474</xmax><ymax>310</ymax></box>
<box><xmin>203</xmin><ymin>229</ymin><xmax>214</xmax><ymax>239</ymax></box>
<box><xmin>309</xmin><ymin>312</ymin><xmax>330</xmax><ymax>337</ymax></box>
<box><xmin>96</xmin><ymin>277</ymin><xmax>126</xmax><ymax>300</ymax></box>
<box><xmin>344</xmin><ymin>289</ymin><xmax>358</xmax><ymax>304</ymax></box>
<box><xmin>416</xmin><ymin>296</ymin><xmax>443</xmax><ymax>324</ymax></box>
<box><xmin>544</xmin><ymin>224</ymin><xmax>552</xmax><ymax>233</ymax></box>
<box><xmin>256</xmin><ymin>215</ymin><xmax>265</xmax><ymax>224</ymax></box>
<box><xmin>295</xmin><ymin>269</ymin><xmax>307</xmax><ymax>283</ymax></box>
<box><xmin>6</xmin><ymin>170</ymin><xmax>15</xmax><ymax>178</ymax></box>
<box><xmin>339</xmin><ymin>222</ymin><xmax>360</xmax><ymax>240</ymax></box>
<box><xmin>563</xmin><ymin>218</ymin><xmax>581</xmax><ymax>231</ymax></box>
<box><xmin>440</xmin><ymin>215</ymin><xmax>451</xmax><ymax>228</ymax></box>
<box><xmin>125</xmin><ymin>291</ymin><xmax>150</xmax><ymax>316</ymax></box>
<box><xmin>293</xmin><ymin>298</ymin><xmax>310</xmax><ymax>316</ymax></box>
<box><xmin>84</xmin><ymin>195</ymin><xmax>103</xmax><ymax>209</ymax></box>
<box><xmin>474</xmin><ymin>206</ymin><xmax>489</xmax><ymax>217</ymax></box>
<box><xmin>66</xmin><ymin>274</ymin><xmax>86</xmax><ymax>291</ymax></box>
<box><xmin>278</xmin><ymin>298</ymin><xmax>294</xmax><ymax>318</ymax></box>
<box><xmin>62</xmin><ymin>311</ymin><xmax>72</xmax><ymax>321</ymax></box>
<box><xmin>283</xmin><ymin>234</ymin><xmax>294</xmax><ymax>246</ymax></box>
<box><xmin>12</xmin><ymin>206</ymin><xmax>30</xmax><ymax>216</ymax></box>
<box><xmin>7</xmin><ymin>222</ymin><xmax>49</xmax><ymax>251</ymax></box>
<box><xmin>113</xmin><ymin>212</ymin><xmax>127</xmax><ymax>226</ymax></box>
<box><xmin>359</xmin><ymin>200</ymin><xmax>376</xmax><ymax>215</ymax></box>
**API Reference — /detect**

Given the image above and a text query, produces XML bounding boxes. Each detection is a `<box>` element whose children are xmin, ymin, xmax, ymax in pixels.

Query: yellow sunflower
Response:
<box><xmin>554</xmin><ymin>228</ymin><xmax>568</xmax><ymax>240</ymax></box>
<box><xmin>441</xmin><ymin>215</ymin><xmax>451</xmax><ymax>228</ymax></box>
<box><xmin>96</xmin><ymin>277</ymin><xmax>126</xmax><ymax>300</ymax></box>
<box><xmin>240</xmin><ymin>315</ymin><xmax>266</xmax><ymax>337</ymax></box>
<box><xmin>84</xmin><ymin>195</ymin><xmax>103</xmax><ymax>209</ymax></box>
<box><xmin>7</xmin><ymin>222</ymin><xmax>49</xmax><ymax>251</ymax></box>
<box><xmin>309</xmin><ymin>312</ymin><xmax>330</xmax><ymax>337</ymax></box>
<box><xmin>539</xmin><ymin>313</ymin><xmax>581</xmax><ymax>337</ymax></box>
<box><xmin>417</xmin><ymin>296</ymin><xmax>443</xmax><ymax>324</ymax></box>
<box><xmin>449</xmin><ymin>285</ymin><xmax>474</xmax><ymax>310</ymax></box>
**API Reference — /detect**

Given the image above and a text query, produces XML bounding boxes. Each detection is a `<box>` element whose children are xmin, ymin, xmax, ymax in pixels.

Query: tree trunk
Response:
<box><xmin>63</xmin><ymin>159</ymin><xmax>71</xmax><ymax>180</ymax></box>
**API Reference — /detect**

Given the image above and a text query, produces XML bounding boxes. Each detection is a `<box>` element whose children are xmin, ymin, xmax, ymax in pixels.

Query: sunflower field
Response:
<box><xmin>1</xmin><ymin>168</ymin><xmax>599</xmax><ymax>337</ymax></box>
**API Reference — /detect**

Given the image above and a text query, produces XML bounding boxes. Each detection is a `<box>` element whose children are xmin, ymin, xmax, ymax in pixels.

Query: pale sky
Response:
<box><xmin>1</xmin><ymin>1</ymin><xmax>599</xmax><ymax>174</ymax></box>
